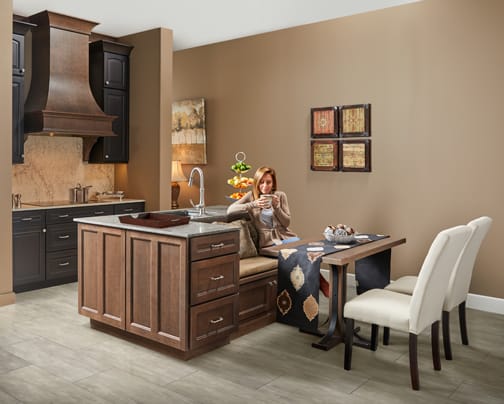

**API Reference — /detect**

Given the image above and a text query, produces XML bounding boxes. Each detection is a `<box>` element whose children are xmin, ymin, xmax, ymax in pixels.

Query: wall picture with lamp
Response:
<box><xmin>171</xmin><ymin>98</ymin><xmax>207</xmax><ymax>209</ymax></box>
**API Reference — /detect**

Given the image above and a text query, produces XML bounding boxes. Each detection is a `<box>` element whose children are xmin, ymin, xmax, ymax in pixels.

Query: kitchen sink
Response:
<box><xmin>157</xmin><ymin>207</ymin><xmax>227</xmax><ymax>223</ymax></box>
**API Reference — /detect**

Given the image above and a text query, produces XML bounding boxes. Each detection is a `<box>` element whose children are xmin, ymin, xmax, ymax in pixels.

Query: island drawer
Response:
<box><xmin>46</xmin><ymin>249</ymin><xmax>77</xmax><ymax>280</ymax></box>
<box><xmin>190</xmin><ymin>231</ymin><xmax>239</xmax><ymax>261</ymax></box>
<box><xmin>190</xmin><ymin>253</ymin><xmax>239</xmax><ymax>305</ymax></box>
<box><xmin>190</xmin><ymin>293</ymin><xmax>238</xmax><ymax>349</ymax></box>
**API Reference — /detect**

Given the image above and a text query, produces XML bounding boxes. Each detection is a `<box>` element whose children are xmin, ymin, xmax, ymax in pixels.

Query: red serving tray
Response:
<box><xmin>119</xmin><ymin>213</ymin><xmax>190</xmax><ymax>228</ymax></box>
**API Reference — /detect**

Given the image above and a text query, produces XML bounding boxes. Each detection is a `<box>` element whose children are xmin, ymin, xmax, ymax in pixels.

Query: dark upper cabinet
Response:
<box><xmin>12</xmin><ymin>20</ymin><xmax>35</xmax><ymax>165</ymax></box>
<box><xmin>12</xmin><ymin>75</ymin><xmax>24</xmax><ymax>164</ymax></box>
<box><xmin>89</xmin><ymin>40</ymin><xmax>133</xmax><ymax>163</ymax></box>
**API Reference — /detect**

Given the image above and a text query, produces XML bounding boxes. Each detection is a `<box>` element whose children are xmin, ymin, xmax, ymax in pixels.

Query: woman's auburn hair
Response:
<box><xmin>252</xmin><ymin>166</ymin><xmax>277</xmax><ymax>200</ymax></box>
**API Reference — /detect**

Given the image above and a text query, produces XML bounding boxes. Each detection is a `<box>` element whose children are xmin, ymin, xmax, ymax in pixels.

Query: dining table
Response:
<box><xmin>261</xmin><ymin>235</ymin><xmax>406</xmax><ymax>351</ymax></box>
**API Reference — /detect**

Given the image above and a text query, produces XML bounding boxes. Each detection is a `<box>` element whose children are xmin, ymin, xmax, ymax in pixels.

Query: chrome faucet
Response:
<box><xmin>188</xmin><ymin>167</ymin><xmax>205</xmax><ymax>215</ymax></box>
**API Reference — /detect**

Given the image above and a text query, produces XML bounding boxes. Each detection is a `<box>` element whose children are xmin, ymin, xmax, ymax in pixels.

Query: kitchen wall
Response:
<box><xmin>173</xmin><ymin>0</ymin><xmax>504</xmax><ymax>300</ymax></box>
<box><xmin>0</xmin><ymin>1</ymin><xmax>14</xmax><ymax>306</ymax></box>
<box><xmin>12</xmin><ymin>136</ymin><xmax>114</xmax><ymax>202</ymax></box>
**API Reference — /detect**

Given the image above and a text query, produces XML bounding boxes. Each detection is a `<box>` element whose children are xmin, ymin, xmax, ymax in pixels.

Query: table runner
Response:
<box><xmin>276</xmin><ymin>235</ymin><xmax>387</xmax><ymax>332</ymax></box>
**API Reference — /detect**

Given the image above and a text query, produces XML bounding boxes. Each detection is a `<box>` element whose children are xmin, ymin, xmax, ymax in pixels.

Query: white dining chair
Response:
<box><xmin>384</xmin><ymin>216</ymin><xmax>492</xmax><ymax>359</ymax></box>
<box><xmin>343</xmin><ymin>225</ymin><xmax>472</xmax><ymax>390</ymax></box>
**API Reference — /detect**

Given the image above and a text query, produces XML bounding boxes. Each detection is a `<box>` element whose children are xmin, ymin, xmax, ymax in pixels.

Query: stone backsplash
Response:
<box><xmin>12</xmin><ymin>136</ymin><xmax>114</xmax><ymax>203</ymax></box>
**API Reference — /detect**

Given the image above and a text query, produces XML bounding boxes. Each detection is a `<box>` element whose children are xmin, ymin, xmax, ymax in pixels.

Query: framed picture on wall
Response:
<box><xmin>339</xmin><ymin>139</ymin><xmax>371</xmax><ymax>172</ymax></box>
<box><xmin>311</xmin><ymin>107</ymin><xmax>338</xmax><ymax>137</ymax></box>
<box><xmin>311</xmin><ymin>140</ymin><xmax>339</xmax><ymax>171</ymax></box>
<box><xmin>172</xmin><ymin>98</ymin><xmax>207</xmax><ymax>164</ymax></box>
<box><xmin>339</xmin><ymin>104</ymin><xmax>371</xmax><ymax>137</ymax></box>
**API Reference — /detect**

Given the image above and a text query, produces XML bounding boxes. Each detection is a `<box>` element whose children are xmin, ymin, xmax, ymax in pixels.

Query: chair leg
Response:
<box><xmin>409</xmin><ymin>333</ymin><xmax>420</xmax><ymax>390</ymax></box>
<box><xmin>383</xmin><ymin>327</ymin><xmax>390</xmax><ymax>345</ymax></box>
<box><xmin>344</xmin><ymin>318</ymin><xmax>354</xmax><ymax>370</ymax></box>
<box><xmin>442</xmin><ymin>310</ymin><xmax>453</xmax><ymax>360</ymax></box>
<box><xmin>459</xmin><ymin>301</ymin><xmax>469</xmax><ymax>345</ymax></box>
<box><xmin>431</xmin><ymin>320</ymin><xmax>441</xmax><ymax>371</ymax></box>
<box><xmin>371</xmin><ymin>324</ymin><xmax>379</xmax><ymax>351</ymax></box>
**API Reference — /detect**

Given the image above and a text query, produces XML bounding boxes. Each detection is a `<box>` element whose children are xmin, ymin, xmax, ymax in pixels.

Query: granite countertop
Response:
<box><xmin>74</xmin><ymin>213</ymin><xmax>239</xmax><ymax>239</ymax></box>
<box><xmin>13</xmin><ymin>198</ymin><xmax>146</xmax><ymax>212</ymax></box>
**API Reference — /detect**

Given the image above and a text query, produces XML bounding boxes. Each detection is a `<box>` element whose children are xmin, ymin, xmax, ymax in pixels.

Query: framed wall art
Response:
<box><xmin>172</xmin><ymin>98</ymin><xmax>207</xmax><ymax>164</ymax></box>
<box><xmin>311</xmin><ymin>140</ymin><xmax>338</xmax><ymax>171</ymax></box>
<box><xmin>311</xmin><ymin>107</ymin><xmax>338</xmax><ymax>137</ymax></box>
<box><xmin>339</xmin><ymin>104</ymin><xmax>371</xmax><ymax>137</ymax></box>
<box><xmin>339</xmin><ymin>139</ymin><xmax>371</xmax><ymax>172</ymax></box>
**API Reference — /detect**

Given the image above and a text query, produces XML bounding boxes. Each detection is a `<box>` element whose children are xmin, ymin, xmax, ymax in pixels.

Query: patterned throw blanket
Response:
<box><xmin>276</xmin><ymin>236</ymin><xmax>387</xmax><ymax>332</ymax></box>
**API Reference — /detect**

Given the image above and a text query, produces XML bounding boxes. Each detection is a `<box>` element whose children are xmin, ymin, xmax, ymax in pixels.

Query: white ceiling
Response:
<box><xmin>13</xmin><ymin>0</ymin><xmax>419</xmax><ymax>51</ymax></box>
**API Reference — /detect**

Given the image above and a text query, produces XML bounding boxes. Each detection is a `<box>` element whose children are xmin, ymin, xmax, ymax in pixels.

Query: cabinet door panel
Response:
<box><xmin>12</xmin><ymin>75</ymin><xmax>24</xmax><ymax>164</ymax></box>
<box><xmin>12</xmin><ymin>33</ymin><xmax>24</xmax><ymax>75</ymax></box>
<box><xmin>126</xmin><ymin>231</ymin><xmax>187</xmax><ymax>350</ymax></box>
<box><xmin>13</xmin><ymin>230</ymin><xmax>45</xmax><ymax>289</ymax></box>
<box><xmin>104</xmin><ymin>53</ymin><xmax>128</xmax><ymax>89</ymax></box>
<box><xmin>102</xmin><ymin>88</ymin><xmax>128</xmax><ymax>162</ymax></box>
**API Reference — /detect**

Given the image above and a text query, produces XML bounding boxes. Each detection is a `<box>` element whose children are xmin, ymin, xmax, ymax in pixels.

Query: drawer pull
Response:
<box><xmin>94</xmin><ymin>211</ymin><xmax>105</xmax><ymax>215</ymax></box>
<box><xmin>210</xmin><ymin>242</ymin><xmax>225</xmax><ymax>249</ymax></box>
<box><xmin>58</xmin><ymin>214</ymin><xmax>69</xmax><ymax>218</ymax></box>
<box><xmin>58</xmin><ymin>235</ymin><xmax>70</xmax><ymax>239</ymax></box>
<box><xmin>210</xmin><ymin>317</ymin><xmax>224</xmax><ymax>324</ymax></box>
<box><xmin>58</xmin><ymin>261</ymin><xmax>70</xmax><ymax>267</ymax></box>
<box><xmin>123</xmin><ymin>208</ymin><xmax>134</xmax><ymax>212</ymax></box>
<box><xmin>210</xmin><ymin>275</ymin><xmax>224</xmax><ymax>281</ymax></box>
<box><xmin>21</xmin><ymin>217</ymin><xmax>33</xmax><ymax>221</ymax></box>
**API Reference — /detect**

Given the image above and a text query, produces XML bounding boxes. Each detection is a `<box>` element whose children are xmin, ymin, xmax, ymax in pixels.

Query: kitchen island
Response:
<box><xmin>76</xmin><ymin>214</ymin><xmax>240</xmax><ymax>359</ymax></box>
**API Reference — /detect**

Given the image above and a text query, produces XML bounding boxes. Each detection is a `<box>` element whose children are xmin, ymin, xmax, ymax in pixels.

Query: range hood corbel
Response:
<box><xmin>24</xmin><ymin>11</ymin><xmax>117</xmax><ymax>160</ymax></box>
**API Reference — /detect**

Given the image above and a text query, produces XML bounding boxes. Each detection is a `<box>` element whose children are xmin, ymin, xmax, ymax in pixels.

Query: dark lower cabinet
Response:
<box><xmin>12</xmin><ymin>75</ymin><xmax>24</xmax><ymax>164</ymax></box>
<box><xmin>13</xmin><ymin>211</ymin><xmax>46</xmax><ymax>291</ymax></box>
<box><xmin>13</xmin><ymin>201</ymin><xmax>145</xmax><ymax>293</ymax></box>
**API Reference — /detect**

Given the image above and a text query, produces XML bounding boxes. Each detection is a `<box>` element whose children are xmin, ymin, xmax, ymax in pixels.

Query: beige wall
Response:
<box><xmin>116</xmin><ymin>28</ymin><xmax>173</xmax><ymax>211</ymax></box>
<box><xmin>1</xmin><ymin>1</ymin><xmax>15</xmax><ymax>306</ymax></box>
<box><xmin>173</xmin><ymin>0</ymin><xmax>504</xmax><ymax>299</ymax></box>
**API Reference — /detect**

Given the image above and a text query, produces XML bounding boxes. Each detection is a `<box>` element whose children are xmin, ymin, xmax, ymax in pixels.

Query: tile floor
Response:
<box><xmin>0</xmin><ymin>283</ymin><xmax>503</xmax><ymax>403</ymax></box>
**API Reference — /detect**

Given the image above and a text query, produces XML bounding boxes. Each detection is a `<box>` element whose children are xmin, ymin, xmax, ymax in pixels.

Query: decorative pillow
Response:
<box><xmin>213</xmin><ymin>220</ymin><xmax>258</xmax><ymax>259</ymax></box>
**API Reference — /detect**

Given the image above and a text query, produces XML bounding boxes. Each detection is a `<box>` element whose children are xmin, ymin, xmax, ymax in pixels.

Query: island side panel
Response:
<box><xmin>78</xmin><ymin>224</ymin><xmax>125</xmax><ymax>329</ymax></box>
<box><xmin>125</xmin><ymin>230</ymin><xmax>188</xmax><ymax>351</ymax></box>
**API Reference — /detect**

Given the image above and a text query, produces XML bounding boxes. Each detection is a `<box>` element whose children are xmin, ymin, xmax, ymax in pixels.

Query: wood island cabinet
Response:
<box><xmin>78</xmin><ymin>224</ymin><xmax>240</xmax><ymax>358</ymax></box>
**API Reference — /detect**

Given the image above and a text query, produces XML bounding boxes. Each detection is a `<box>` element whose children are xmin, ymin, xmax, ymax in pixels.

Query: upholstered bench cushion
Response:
<box><xmin>240</xmin><ymin>256</ymin><xmax>277</xmax><ymax>278</ymax></box>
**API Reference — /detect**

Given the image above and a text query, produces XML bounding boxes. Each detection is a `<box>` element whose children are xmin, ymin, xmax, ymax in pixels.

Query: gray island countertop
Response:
<box><xmin>74</xmin><ymin>205</ymin><xmax>240</xmax><ymax>239</ymax></box>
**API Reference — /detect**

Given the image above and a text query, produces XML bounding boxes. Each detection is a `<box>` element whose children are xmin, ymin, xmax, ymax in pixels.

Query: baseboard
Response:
<box><xmin>320</xmin><ymin>269</ymin><xmax>504</xmax><ymax>315</ymax></box>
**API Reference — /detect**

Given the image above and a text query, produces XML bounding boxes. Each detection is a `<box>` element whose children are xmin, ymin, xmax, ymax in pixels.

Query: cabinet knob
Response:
<box><xmin>105</xmin><ymin>80</ymin><xmax>110</xmax><ymax>85</ymax></box>
<box><xmin>105</xmin><ymin>155</ymin><xmax>109</xmax><ymax>159</ymax></box>
<box><xmin>43</xmin><ymin>228</ymin><xmax>46</xmax><ymax>233</ymax></box>
<box><xmin>21</xmin><ymin>68</ymin><xmax>25</xmax><ymax>73</ymax></box>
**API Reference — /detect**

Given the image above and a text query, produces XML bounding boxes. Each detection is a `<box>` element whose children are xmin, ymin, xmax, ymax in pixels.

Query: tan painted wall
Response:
<box><xmin>0</xmin><ymin>1</ymin><xmax>15</xmax><ymax>306</ymax></box>
<box><xmin>116</xmin><ymin>28</ymin><xmax>173</xmax><ymax>211</ymax></box>
<box><xmin>173</xmin><ymin>0</ymin><xmax>504</xmax><ymax>299</ymax></box>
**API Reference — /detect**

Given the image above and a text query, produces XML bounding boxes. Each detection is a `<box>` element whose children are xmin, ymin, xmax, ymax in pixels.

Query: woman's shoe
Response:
<box><xmin>320</xmin><ymin>274</ymin><xmax>330</xmax><ymax>298</ymax></box>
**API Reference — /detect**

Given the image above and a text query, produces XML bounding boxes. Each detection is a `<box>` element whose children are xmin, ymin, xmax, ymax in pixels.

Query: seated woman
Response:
<box><xmin>227</xmin><ymin>166</ymin><xmax>329</xmax><ymax>297</ymax></box>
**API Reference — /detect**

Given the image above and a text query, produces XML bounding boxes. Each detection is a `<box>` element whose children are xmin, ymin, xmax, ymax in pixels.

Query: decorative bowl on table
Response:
<box><xmin>323</xmin><ymin>224</ymin><xmax>356</xmax><ymax>244</ymax></box>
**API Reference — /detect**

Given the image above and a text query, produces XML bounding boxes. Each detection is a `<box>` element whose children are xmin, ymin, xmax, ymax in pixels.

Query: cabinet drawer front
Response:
<box><xmin>46</xmin><ymin>249</ymin><xmax>77</xmax><ymax>280</ymax></box>
<box><xmin>46</xmin><ymin>223</ymin><xmax>77</xmax><ymax>251</ymax></box>
<box><xmin>114</xmin><ymin>202</ymin><xmax>144</xmax><ymax>215</ymax></box>
<box><xmin>239</xmin><ymin>275</ymin><xmax>277</xmax><ymax>322</ymax></box>
<box><xmin>77</xmin><ymin>205</ymin><xmax>115</xmax><ymax>218</ymax></box>
<box><xmin>190</xmin><ymin>294</ymin><xmax>238</xmax><ymax>349</ymax></box>
<box><xmin>13</xmin><ymin>211</ymin><xmax>44</xmax><ymax>231</ymax></box>
<box><xmin>190</xmin><ymin>231</ymin><xmax>239</xmax><ymax>261</ymax></box>
<box><xmin>191</xmin><ymin>254</ymin><xmax>239</xmax><ymax>305</ymax></box>
<box><xmin>46</xmin><ymin>208</ymin><xmax>83</xmax><ymax>224</ymax></box>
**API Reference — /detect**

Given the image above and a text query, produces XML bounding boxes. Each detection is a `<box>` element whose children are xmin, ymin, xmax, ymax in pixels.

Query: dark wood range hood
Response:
<box><xmin>24</xmin><ymin>11</ymin><xmax>116</xmax><ymax>160</ymax></box>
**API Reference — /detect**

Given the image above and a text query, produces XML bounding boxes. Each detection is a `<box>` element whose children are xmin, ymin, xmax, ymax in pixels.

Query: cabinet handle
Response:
<box><xmin>21</xmin><ymin>217</ymin><xmax>33</xmax><ymax>221</ymax></box>
<box><xmin>21</xmin><ymin>68</ymin><xmax>25</xmax><ymax>73</ymax></box>
<box><xmin>58</xmin><ymin>235</ymin><xmax>70</xmax><ymax>239</ymax></box>
<box><xmin>210</xmin><ymin>275</ymin><xmax>224</xmax><ymax>281</ymax></box>
<box><xmin>94</xmin><ymin>211</ymin><xmax>105</xmax><ymax>215</ymax></box>
<box><xmin>123</xmin><ymin>208</ymin><xmax>134</xmax><ymax>212</ymax></box>
<box><xmin>210</xmin><ymin>242</ymin><xmax>225</xmax><ymax>249</ymax></box>
<box><xmin>210</xmin><ymin>317</ymin><xmax>224</xmax><ymax>324</ymax></box>
<box><xmin>58</xmin><ymin>214</ymin><xmax>69</xmax><ymax>218</ymax></box>
<box><xmin>58</xmin><ymin>262</ymin><xmax>70</xmax><ymax>267</ymax></box>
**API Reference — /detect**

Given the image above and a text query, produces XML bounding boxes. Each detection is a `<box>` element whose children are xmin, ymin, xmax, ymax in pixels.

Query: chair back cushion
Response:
<box><xmin>409</xmin><ymin>225</ymin><xmax>472</xmax><ymax>334</ymax></box>
<box><xmin>443</xmin><ymin>216</ymin><xmax>492</xmax><ymax>311</ymax></box>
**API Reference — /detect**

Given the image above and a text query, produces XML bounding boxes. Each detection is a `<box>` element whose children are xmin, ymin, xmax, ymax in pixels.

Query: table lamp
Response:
<box><xmin>171</xmin><ymin>160</ymin><xmax>187</xmax><ymax>209</ymax></box>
